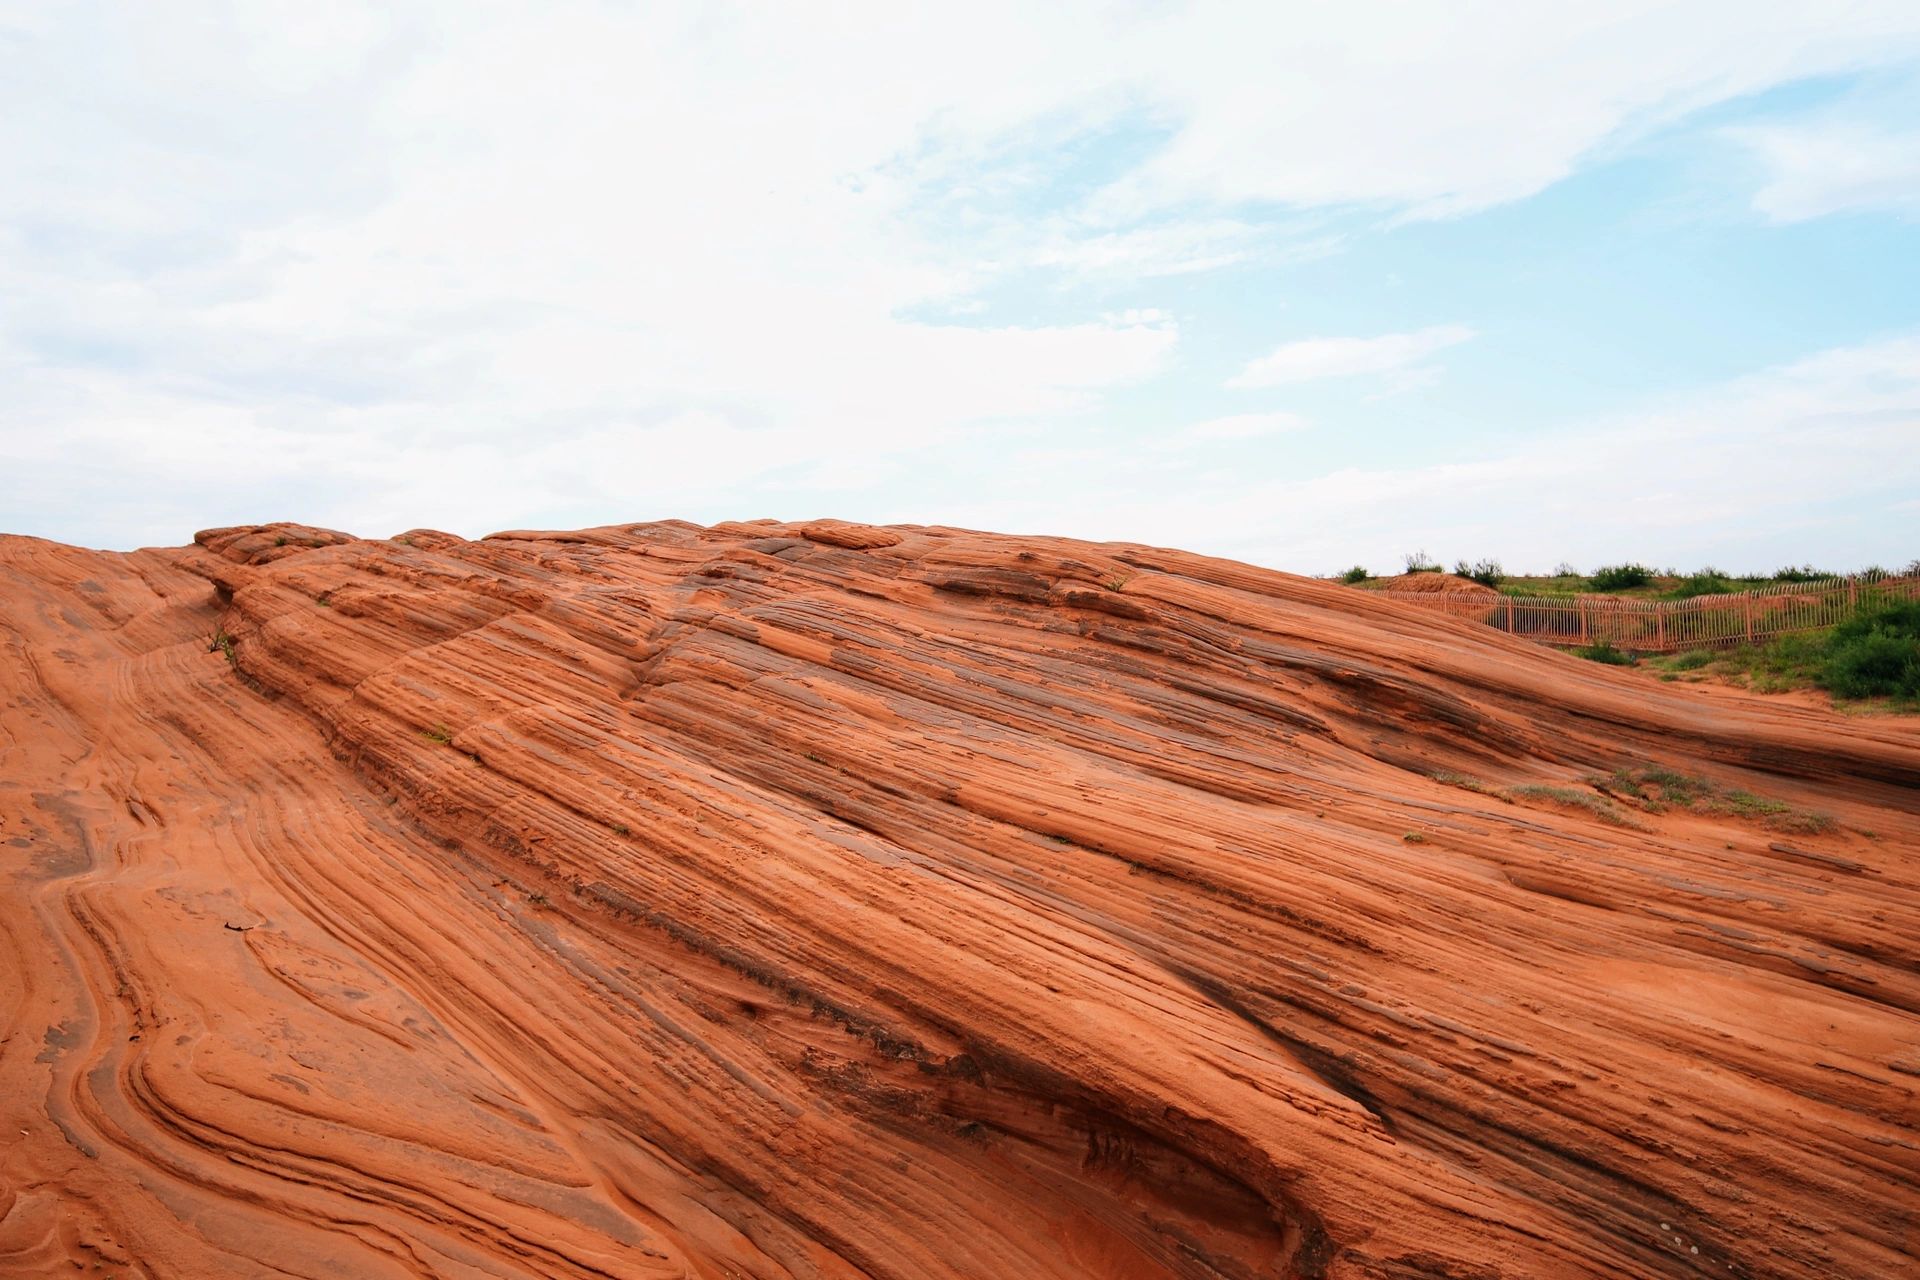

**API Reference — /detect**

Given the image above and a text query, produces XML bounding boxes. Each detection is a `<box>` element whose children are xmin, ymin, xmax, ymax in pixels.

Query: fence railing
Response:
<box><xmin>1383</xmin><ymin>571</ymin><xmax>1920</xmax><ymax>654</ymax></box>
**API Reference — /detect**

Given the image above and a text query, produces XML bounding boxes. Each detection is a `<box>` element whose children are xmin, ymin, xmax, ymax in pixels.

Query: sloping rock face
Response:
<box><xmin>1</xmin><ymin>519</ymin><xmax>1915</xmax><ymax>1280</ymax></box>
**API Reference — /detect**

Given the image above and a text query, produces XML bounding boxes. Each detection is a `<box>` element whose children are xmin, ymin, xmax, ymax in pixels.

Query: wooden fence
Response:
<box><xmin>1385</xmin><ymin>571</ymin><xmax>1920</xmax><ymax>654</ymax></box>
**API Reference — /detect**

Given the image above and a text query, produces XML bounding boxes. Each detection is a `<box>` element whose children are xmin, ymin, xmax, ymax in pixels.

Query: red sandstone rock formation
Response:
<box><xmin>1</xmin><ymin>519</ymin><xmax>1914</xmax><ymax>1279</ymax></box>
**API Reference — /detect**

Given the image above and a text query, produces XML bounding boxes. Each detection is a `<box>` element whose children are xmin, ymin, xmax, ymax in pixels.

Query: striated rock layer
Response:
<box><xmin>1</xmin><ymin>518</ymin><xmax>1916</xmax><ymax>1280</ymax></box>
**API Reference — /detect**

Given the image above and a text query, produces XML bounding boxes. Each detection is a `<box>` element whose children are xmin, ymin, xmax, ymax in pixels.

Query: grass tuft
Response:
<box><xmin>1508</xmin><ymin>785</ymin><xmax>1640</xmax><ymax>827</ymax></box>
<box><xmin>1429</xmin><ymin>770</ymin><xmax>1513</xmax><ymax>802</ymax></box>
<box><xmin>1593</xmin><ymin>766</ymin><xmax>1835</xmax><ymax>834</ymax></box>
<box><xmin>1573</xmin><ymin>640</ymin><xmax>1636</xmax><ymax>666</ymax></box>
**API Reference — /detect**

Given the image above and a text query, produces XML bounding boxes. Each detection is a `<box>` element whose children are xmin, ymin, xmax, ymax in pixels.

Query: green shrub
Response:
<box><xmin>1340</xmin><ymin>566</ymin><xmax>1370</xmax><ymax>584</ymax></box>
<box><xmin>1454</xmin><ymin>558</ymin><xmax>1504</xmax><ymax>588</ymax></box>
<box><xmin>1671</xmin><ymin>569</ymin><xmax>1739</xmax><ymax>599</ymax></box>
<box><xmin>1771</xmin><ymin>564</ymin><xmax>1832</xmax><ymax>583</ymax></box>
<box><xmin>1636</xmin><ymin>600</ymin><xmax>1918</xmax><ymax>704</ymax></box>
<box><xmin>1821</xmin><ymin>630</ymin><xmax>1920</xmax><ymax>699</ymax></box>
<box><xmin>1828</xmin><ymin>599</ymin><xmax>1920</xmax><ymax>646</ymax></box>
<box><xmin>1590</xmin><ymin>563</ymin><xmax>1653</xmax><ymax>591</ymax></box>
<box><xmin>1573</xmin><ymin>641</ymin><xmax>1636</xmax><ymax>666</ymax></box>
<box><xmin>1403</xmin><ymin>550</ymin><xmax>1440</xmax><ymax>574</ymax></box>
<box><xmin>1822</xmin><ymin>600</ymin><xmax>1920</xmax><ymax>699</ymax></box>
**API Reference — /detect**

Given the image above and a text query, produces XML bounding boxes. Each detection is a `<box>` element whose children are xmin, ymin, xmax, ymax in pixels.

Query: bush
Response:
<box><xmin>1644</xmin><ymin>603</ymin><xmax>1918</xmax><ymax>703</ymax></box>
<box><xmin>1403</xmin><ymin>550</ymin><xmax>1440</xmax><ymax>574</ymax></box>
<box><xmin>1573</xmin><ymin>641</ymin><xmax>1636</xmax><ymax>666</ymax></box>
<box><xmin>1819</xmin><ymin>601</ymin><xmax>1920</xmax><ymax>699</ymax></box>
<box><xmin>1828</xmin><ymin>599</ymin><xmax>1920</xmax><ymax>645</ymax></box>
<box><xmin>1590</xmin><ymin>563</ymin><xmax>1653</xmax><ymax>591</ymax></box>
<box><xmin>1821</xmin><ymin>632</ymin><xmax>1920</xmax><ymax>699</ymax></box>
<box><xmin>1340</xmin><ymin>566</ymin><xmax>1370</xmax><ymax>584</ymax></box>
<box><xmin>1551</xmin><ymin>561</ymin><xmax>1580</xmax><ymax>578</ymax></box>
<box><xmin>1771</xmin><ymin>564</ymin><xmax>1832</xmax><ymax>583</ymax></box>
<box><xmin>1671</xmin><ymin>569</ymin><xmax>1739</xmax><ymax>599</ymax></box>
<box><xmin>1453</xmin><ymin>558</ymin><xmax>1504</xmax><ymax>588</ymax></box>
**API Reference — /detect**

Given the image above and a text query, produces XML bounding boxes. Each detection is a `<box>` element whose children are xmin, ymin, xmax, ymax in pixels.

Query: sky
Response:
<box><xmin>3</xmin><ymin>1</ymin><xmax>1918</xmax><ymax>575</ymax></box>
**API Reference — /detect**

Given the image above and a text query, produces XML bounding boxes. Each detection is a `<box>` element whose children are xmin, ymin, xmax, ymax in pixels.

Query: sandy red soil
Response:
<box><xmin>1</xmin><ymin>519</ymin><xmax>1915</xmax><ymax>1279</ymax></box>
<box><xmin>1369</xmin><ymin>573</ymin><xmax>1502</xmax><ymax>598</ymax></box>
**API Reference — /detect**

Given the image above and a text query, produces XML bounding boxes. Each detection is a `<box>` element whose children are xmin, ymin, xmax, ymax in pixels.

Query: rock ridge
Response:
<box><xmin>1</xmin><ymin>518</ymin><xmax>1915</xmax><ymax>1279</ymax></box>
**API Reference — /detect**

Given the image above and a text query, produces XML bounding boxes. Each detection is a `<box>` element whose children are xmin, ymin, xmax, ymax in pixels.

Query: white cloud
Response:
<box><xmin>920</xmin><ymin>333</ymin><xmax>1920</xmax><ymax>575</ymax></box>
<box><xmin>1175</xmin><ymin>412</ymin><xmax>1310</xmax><ymax>442</ymax></box>
<box><xmin>1080</xmin><ymin>2</ymin><xmax>1920</xmax><ymax>219</ymax></box>
<box><xmin>1034</xmin><ymin>221</ymin><xmax>1266</xmax><ymax>278</ymax></box>
<box><xmin>1228</xmin><ymin>326</ymin><xmax>1476</xmax><ymax>388</ymax></box>
<box><xmin>1735</xmin><ymin>119</ymin><xmax>1920</xmax><ymax>222</ymax></box>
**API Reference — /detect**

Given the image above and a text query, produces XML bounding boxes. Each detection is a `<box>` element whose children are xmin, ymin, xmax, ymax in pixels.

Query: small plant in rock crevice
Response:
<box><xmin>1585</xmin><ymin>766</ymin><xmax>1835</xmax><ymax>834</ymax></box>
<box><xmin>1508</xmin><ymin>784</ymin><xmax>1641</xmax><ymax>828</ymax></box>
<box><xmin>1429</xmin><ymin>770</ymin><xmax>1512</xmax><ymax>802</ymax></box>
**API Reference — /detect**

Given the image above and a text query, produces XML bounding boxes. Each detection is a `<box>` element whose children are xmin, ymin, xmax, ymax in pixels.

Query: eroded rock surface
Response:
<box><xmin>1</xmin><ymin>519</ymin><xmax>1914</xmax><ymax>1279</ymax></box>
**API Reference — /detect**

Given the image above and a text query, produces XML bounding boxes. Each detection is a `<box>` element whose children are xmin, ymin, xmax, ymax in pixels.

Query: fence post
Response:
<box><xmin>1744</xmin><ymin>593</ymin><xmax>1753</xmax><ymax>644</ymax></box>
<box><xmin>1579</xmin><ymin>597</ymin><xmax>1589</xmax><ymax>644</ymax></box>
<box><xmin>1655</xmin><ymin>603</ymin><xmax>1666</xmax><ymax>652</ymax></box>
<box><xmin>1505</xmin><ymin>597</ymin><xmax>1514</xmax><ymax>635</ymax></box>
<box><xmin>1849</xmin><ymin>576</ymin><xmax>1858</xmax><ymax>611</ymax></box>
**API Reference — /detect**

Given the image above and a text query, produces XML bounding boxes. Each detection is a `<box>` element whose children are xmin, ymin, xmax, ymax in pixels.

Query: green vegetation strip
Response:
<box><xmin>1431</xmin><ymin>766</ymin><xmax>1834</xmax><ymax>835</ymax></box>
<box><xmin>1644</xmin><ymin>599</ymin><xmax>1920</xmax><ymax>705</ymax></box>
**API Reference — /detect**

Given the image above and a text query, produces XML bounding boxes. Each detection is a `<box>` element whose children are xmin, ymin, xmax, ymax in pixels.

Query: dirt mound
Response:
<box><xmin>2</xmin><ymin>519</ymin><xmax>1915</xmax><ymax>1279</ymax></box>
<box><xmin>1373</xmin><ymin>570</ymin><xmax>1503</xmax><ymax>597</ymax></box>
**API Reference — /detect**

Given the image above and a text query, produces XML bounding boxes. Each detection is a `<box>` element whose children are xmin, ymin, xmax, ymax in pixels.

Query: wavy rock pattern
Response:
<box><xmin>1</xmin><ymin>519</ymin><xmax>1915</xmax><ymax>1279</ymax></box>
